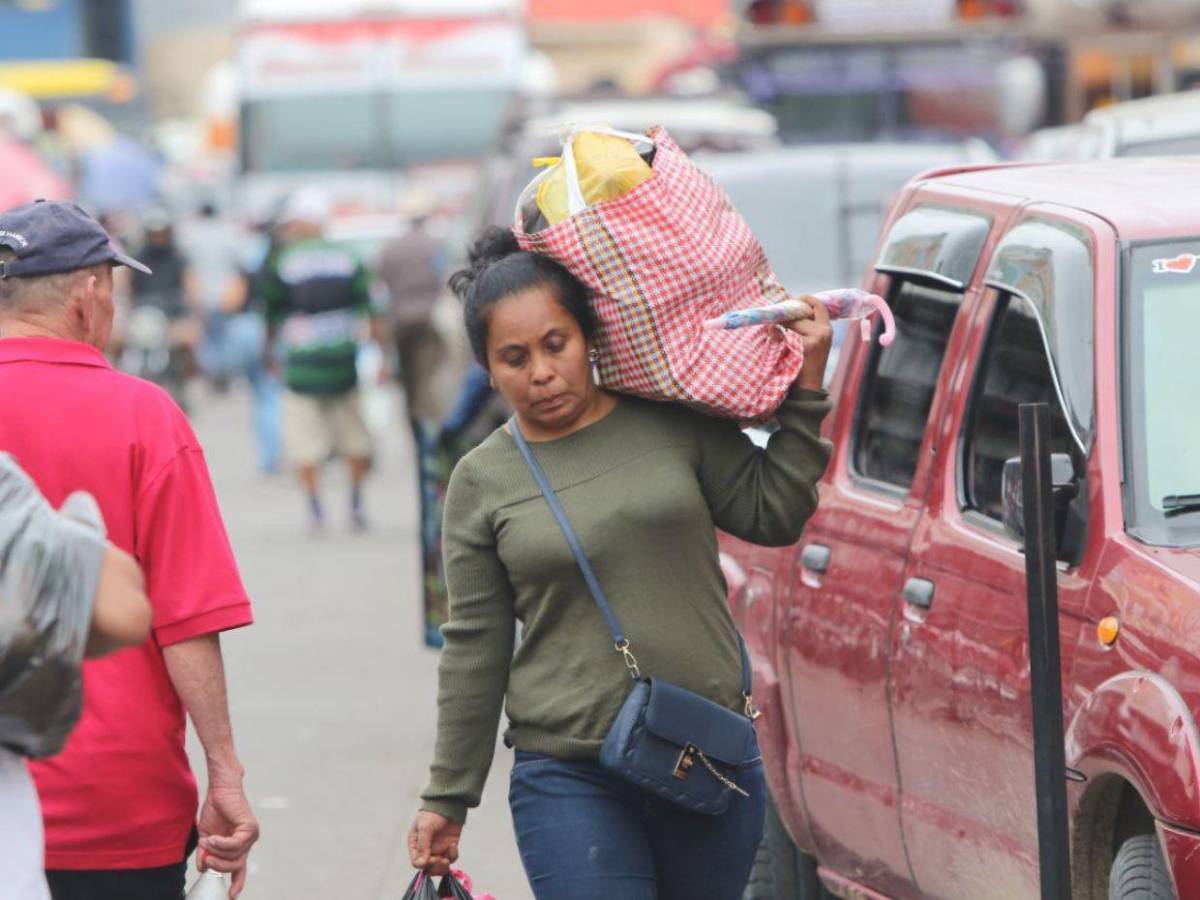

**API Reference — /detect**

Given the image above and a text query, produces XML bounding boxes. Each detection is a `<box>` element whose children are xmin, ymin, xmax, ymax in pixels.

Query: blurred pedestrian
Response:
<box><xmin>261</xmin><ymin>187</ymin><xmax>382</xmax><ymax>532</ymax></box>
<box><xmin>0</xmin><ymin>200</ymin><xmax>259</xmax><ymax>899</ymax></box>
<box><xmin>178</xmin><ymin>201</ymin><xmax>246</xmax><ymax>392</ymax></box>
<box><xmin>377</xmin><ymin>189</ymin><xmax>444</xmax><ymax>435</ymax></box>
<box><xmin>417</xmin><ymin>361</ymin><xmax>503</xmax><ymax>648</ymax></box>
<box><xmin>409</xmin><ymin>228</ymin><xmax>834</xmax><ymax>899</ymax></box>
<box><xmin>0</xmin><ymin>454</ymin><xmax>152</xmax><ymax>900</ymax></box>
<box><xmin>225</xmin><ymin>215</ymin><xmax>284</xmax><ymax>475</ymax></box>
<box><xmin>438</xmin><ymin>362</ymin><xmax>497</xmax><ymax>447</ymax></box>
<box><xmin>124</xmin><ymin>209</ymin><xmax>200</xmax><ymax>408</ymax></box>
<box><xmin>132</xmin><ymin>210</ymin><xmax>193</xmax><ymax>321</ymax></box>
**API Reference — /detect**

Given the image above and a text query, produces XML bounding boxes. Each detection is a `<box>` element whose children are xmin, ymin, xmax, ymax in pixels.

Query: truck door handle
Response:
<box><xmin>903</xmin><ymin>577</ymin><xmax>935</xmax><ymax>609</ymax></box>
<box><xmin>800</xmin><ymin>543</ymin><xmax>831</xmax><ymax>574</ymax></box>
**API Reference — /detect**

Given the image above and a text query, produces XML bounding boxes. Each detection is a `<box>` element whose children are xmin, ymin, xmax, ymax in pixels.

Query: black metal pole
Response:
<box><xmin>1020</xmin><ymin>402</ymin><xmax>1072</xmax><ymax>900</ymax></box>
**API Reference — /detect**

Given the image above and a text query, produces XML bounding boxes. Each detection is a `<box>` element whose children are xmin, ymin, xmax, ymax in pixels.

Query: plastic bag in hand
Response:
<box><xmin>447</xmin><ymin>869</ymin><xmax>494</xmax><ymax>900</ymax></box>
<box><xmin>402</xmin><ymin>872</ymin><xmax>438</xmax><ymax>900</ymax></box>
<box><xmin>402</xmin><ymin>871</ymin><xmax>490</xmax><ymax>900</ymax></box>
<box><xmin>0</xmin><ymin>452</ymin><xmax>105</xmax><ymax>758</ymax></box>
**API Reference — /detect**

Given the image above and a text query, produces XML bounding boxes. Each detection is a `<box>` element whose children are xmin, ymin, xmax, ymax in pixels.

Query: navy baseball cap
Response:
<box><xmin>0</xmin><ymin>199</ymin><xmax>151</xmax><ymax>279</ymax></box>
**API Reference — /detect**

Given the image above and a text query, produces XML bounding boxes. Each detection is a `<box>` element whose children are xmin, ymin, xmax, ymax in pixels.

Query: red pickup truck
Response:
<box><xmin>723</xmin><ymin>158</ymin><xmax>1200</xmax><ymax>900</ymax></box>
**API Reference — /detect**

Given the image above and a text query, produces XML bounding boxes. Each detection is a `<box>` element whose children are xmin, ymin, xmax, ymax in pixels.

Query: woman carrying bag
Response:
<box><xmin>409</xmin><ymin>227</ymin><xmax>834</xmax><ymax>899</ymax></box>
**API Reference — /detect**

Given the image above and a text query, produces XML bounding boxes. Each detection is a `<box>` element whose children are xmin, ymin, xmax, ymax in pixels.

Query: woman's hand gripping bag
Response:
<box><xmin>514</xmin><ymin>125</ymin><xmax>804</xmax><ymax>421</ymax></box>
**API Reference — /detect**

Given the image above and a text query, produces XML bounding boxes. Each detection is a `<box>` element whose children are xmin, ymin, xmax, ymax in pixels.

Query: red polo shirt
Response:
<box><xmin>0</xmin><ymin>337</ymin><xmax>253</xmax><ymax>870</ymax></box>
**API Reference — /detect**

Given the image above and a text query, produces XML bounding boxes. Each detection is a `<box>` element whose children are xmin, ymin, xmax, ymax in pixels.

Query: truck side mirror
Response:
<box><xmin>1001</xmin><ymin>454</ymin><xmax>1079</xmax><ymax>552</ymax></box>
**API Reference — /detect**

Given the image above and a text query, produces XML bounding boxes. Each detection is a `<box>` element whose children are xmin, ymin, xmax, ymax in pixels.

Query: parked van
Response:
<box><xmin>695</xmin><ymin>141</ymin><xmax>996</xmax><ymax>294</ymax></box>
<box><xmin>726</xmin><ymin>158</ymin><xmax>1200</xmax><ymax>899</ymax></box>
<box><xmin>1019</xmin><ymin>90</ymin><xmax>1200</xmax><ymax>160</ymax></box>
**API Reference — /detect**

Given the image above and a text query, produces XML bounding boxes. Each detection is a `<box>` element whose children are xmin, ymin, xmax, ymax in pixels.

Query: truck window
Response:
<box><xmin>984</xmin><ymin>217</ymin><xmax>1094</xmax><ymax>452</ymax></box>
<box><xmin>962</xmin><ymin>293</ymin><xmax>1074</xmax><ymax>522</ymax></box>
<box><xmin>853</xmin><ymin>281</ymin><xmax>961</xmax><ymax>488</ymax></box>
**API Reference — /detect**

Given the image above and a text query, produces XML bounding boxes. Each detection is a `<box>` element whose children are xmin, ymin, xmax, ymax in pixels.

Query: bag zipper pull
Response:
<box><xmin>697</xmin><ymin>750</ymin><xmax>750</xmax><ymax>798</ymax></box>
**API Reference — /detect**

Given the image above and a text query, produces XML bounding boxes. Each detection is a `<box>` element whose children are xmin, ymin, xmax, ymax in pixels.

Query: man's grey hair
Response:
<box><xmin>0</xmin><ymin>245</ymin><xmax>104</xmax><ymax>314</ymax></box>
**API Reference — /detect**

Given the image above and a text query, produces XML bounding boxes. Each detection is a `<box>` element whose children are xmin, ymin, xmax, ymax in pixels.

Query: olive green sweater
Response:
<box><xmin>420</xmin><ymin>389</ymin><xmax>832</xmax><ymax>824</ymax></box>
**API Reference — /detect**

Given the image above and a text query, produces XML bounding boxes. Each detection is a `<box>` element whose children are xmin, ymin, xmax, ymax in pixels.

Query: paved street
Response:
<box><xmin>184</xmin><ymin>384</ymin><xmax>529</xmax><ymax>899</ymax></box>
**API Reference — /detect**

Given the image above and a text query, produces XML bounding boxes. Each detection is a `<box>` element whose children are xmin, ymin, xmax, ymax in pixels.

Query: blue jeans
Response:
<box><xmin>509</xmin><ymin>747</ymin><xmax>766</xmax><ymax>900</ymax></box>
<box><xmin>202</xmin><ymin>312</ymin><xmax>281</xmax><ymax>471</ymax></box>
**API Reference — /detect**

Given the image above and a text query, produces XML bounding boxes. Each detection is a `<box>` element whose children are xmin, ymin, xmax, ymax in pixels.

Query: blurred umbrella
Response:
<box><xmin>78</xmin><ymin>135</ymin><xmax>163</xmax><ymax>215</ymax></box>
<box><xmin>0</xmin><ymin>138</ymin><xmax>70</xmax><ymax>212</ymax></box>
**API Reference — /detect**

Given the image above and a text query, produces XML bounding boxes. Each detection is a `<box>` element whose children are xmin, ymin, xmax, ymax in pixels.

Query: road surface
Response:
<box><xmin>185</xmin><ymin>384</ymin><xmax>528</xmax><ymax>899</ymax></box>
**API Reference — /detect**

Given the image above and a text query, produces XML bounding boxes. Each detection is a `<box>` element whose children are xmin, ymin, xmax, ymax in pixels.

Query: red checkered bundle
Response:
<box><xmin>515</xmin><ymin>126</ymin><xmax>804</xmax><ymax>420</ymax></box>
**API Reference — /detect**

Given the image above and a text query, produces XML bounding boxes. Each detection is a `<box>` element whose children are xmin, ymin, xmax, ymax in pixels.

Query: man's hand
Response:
<box><xmin>197</xmin><ymin>773</ymin><xmax>259</xmax><ymax>899</ymax></box>
<box><xmin>168</xmin><ymin>316</ymin><xmax>202</xmax><ymax>351</ymax></box>
<box><xmin>219</xmin><ymin>275</ymin><xmax>249</xmax><ymax>315</ymax></box>
<box><xmin>163</xmin><ymin>634</ymin><xmax>257</xmax><ymax>898</ymax></box>
<box><xmin>409</xmin><ymin>810</ymin><xmax>463</xmax><ymax>876</ymax></box>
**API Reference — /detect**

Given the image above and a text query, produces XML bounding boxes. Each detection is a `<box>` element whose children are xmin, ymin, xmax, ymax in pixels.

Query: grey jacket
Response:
<box><xmin>0</xmin><ymin>454</ymin><xmax>104</xmax><ymax>758</ymax></box>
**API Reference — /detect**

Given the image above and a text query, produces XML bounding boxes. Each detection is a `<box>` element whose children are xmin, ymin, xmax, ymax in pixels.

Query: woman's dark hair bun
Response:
<box><xmin>448</xmin><ymin>226</ymin><xmax>596</xmax><ymax>368</ymax></box>
<box><xmin>447</xmin><ymin>226</ymin><xmax>520</xmax><ymax>303</ymax></box>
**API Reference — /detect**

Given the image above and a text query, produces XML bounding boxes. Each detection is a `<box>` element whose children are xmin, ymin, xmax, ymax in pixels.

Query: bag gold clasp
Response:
<box><xmin>673</xmin><ymin>744</ymin><xmax>698</xmax><ymax>780</ymax></box>
<box><xmin>744</xmin><ymin>694</ymin><xmax>763</xmax><ymax>721</ymax></box>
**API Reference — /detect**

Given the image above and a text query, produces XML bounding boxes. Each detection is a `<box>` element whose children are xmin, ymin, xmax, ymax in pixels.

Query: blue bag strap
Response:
<box><xmin>508</xmin><ymin>417</ymin><xmax>626</xmax><ymax>647</ymax></box>
<box><xmin>509</xmin><ymin>417</ymin><xmax>755</xmax><ymax>703</ymax></box>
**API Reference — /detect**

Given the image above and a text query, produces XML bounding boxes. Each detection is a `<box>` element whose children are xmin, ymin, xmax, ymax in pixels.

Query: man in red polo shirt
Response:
<box><xmin>0</xmin><ymin>200</ymin><xmax>259</xmax><ymax>900</ymax></box>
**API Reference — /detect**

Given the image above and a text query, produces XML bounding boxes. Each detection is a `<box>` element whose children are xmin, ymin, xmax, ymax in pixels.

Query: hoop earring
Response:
<box><xmin>588</xmin><ymin>348</ymin><xmax>601</xmax><ymax>386</ymax></box>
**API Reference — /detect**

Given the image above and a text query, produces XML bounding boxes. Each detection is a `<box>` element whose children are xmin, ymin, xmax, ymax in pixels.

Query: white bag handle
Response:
<box><xmin>560</xmin><ymin>132</ymin><xmax>589</xmax><ymax>218</ymax></box>
<box><xmin>513</xmin><ymin>165</ymin><xmax>555</xmax><ymax>231</ymax></box>
<box><xmin>513</xmin><ymin>124</ymin><xmax>655</xmax><ymax>231</ymax></box>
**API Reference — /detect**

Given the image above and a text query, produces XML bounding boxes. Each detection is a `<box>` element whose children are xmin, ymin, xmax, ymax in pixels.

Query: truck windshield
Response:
<box><xmin>1124</xmin><ymin>241</ymin><xmax>1200</xmax><ymax>546</ymax></box>
<box><xmin>241</xmin><ymin>88</ymin><xmax>511</xmax><ymax>173</ymax></box>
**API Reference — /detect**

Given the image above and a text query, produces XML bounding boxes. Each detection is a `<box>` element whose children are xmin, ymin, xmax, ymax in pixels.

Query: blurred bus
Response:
<box><xmin>236</xmin><ymin>0</ymin><xmax>527</xmax><ymax>238</ymax></box>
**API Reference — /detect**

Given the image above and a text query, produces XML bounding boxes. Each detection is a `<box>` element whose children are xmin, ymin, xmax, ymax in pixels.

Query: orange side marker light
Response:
<box><xmin>1097</xmin><ymin>616</ymin><xmax>1120</xmax><ymax>647</ymax></box>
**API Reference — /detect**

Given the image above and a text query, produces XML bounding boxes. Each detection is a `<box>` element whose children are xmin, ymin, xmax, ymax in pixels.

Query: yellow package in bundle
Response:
<box><xmin>535</xmin><ymin>130</ymin><xmax>654</xmax><ymax>226</ymax></box>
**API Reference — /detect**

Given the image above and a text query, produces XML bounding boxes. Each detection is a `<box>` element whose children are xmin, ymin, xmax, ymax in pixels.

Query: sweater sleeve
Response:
<box><xmin>420</xmin><ymin>461</ymin><xmax>516</xmax><ymax>824</ymax></box>
<box><xmin>695</xmin><ymin>388</ymin><xmax>833</xmax><ymax>547</ymax></box>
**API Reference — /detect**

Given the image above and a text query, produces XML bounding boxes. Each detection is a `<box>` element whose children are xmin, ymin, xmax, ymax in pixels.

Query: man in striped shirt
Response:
<box><xmin>262</xmin><ymin>189</ymin><xmax>382</xmax><ymax>532</ymax></box>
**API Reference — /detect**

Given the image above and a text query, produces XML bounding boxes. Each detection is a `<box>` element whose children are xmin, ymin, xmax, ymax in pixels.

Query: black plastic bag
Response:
<box><xmin>438</xmin><ymin>874</ymin><xmax>473</xmax><ymax>900</ymax></box>
<box><xmin>0</xmin><ymin>453</ymin><xmax>105</xmax><ymax>758</ymax></box>
<box><xmin>401</xmin><ymin>872</ymin><xmax>473</xmax><ymax>900</ymax></box>
<box><xmin>402</xmin><ymin>872</ymin><xmax>437</xmax><ymax>900</ymax></box>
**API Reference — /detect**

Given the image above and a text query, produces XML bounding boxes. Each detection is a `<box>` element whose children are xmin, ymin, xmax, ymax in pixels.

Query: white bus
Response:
<box><xmin>236</xmin><ymin>0</ymin><xmax>527</xmax><ymax>231</ymax></box>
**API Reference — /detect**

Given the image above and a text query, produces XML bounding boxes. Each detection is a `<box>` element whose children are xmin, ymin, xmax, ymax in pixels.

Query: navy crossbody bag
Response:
<box><xmin>510</xmin><ymin>417</ymin><xmax>761</xmax><ymax>816</ymax></box>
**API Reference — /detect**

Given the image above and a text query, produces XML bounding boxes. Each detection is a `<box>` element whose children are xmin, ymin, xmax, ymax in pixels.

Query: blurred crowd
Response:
<box><xmin>7</xmin><ymin>2</ymin><xmax>1200</xmax><ymax>895</ymax></box>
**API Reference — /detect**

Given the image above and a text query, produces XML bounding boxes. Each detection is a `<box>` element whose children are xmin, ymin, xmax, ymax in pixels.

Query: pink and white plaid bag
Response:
<box><xmin>514</xmin><ymin>125</ymin><xmax>804</xmax><ymax>421</ymax></box>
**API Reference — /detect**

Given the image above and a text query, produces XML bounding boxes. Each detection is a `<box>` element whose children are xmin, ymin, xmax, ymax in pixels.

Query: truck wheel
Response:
<box><xmin>1109</xmin><ymin>834</ymin><xmax>1175</xmax><ymax>899</ymax></box>
<box><xmin>744</xmin><ymin>796</ymin><xmax>828</xmax><ymax>900</ymax></box>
